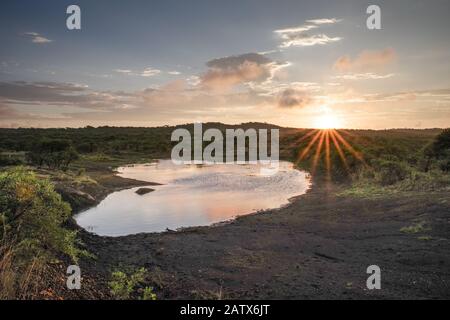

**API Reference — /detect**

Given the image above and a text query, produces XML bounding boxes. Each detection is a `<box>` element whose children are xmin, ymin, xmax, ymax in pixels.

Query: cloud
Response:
<box><xmin>363</xmin><ymin>89</ymin><xmax>450</xmax><ymax>103</ymax></box>
<box><xmin>327</xmin><ymin>88</ymin><xmax>450</xmax><ymax>106</ymax></box>
<box><xmin>333</xmin><ymin>48</ymin><xmax>396</xmax><ymax>72</ymax></box>
<box><xmin>168</xmin><ymin>71</ymin><xmax>181</xmax><ymax>75</ymax></box>
<box><xmin>114</xmin><ymin>69</ymin><xmax>133</xmax><ymax>74</ymax></box>
<box><xmin>279</xmin><ymin>34</ymin><xmax>341</xmax><ymax>48</ymax></box>
<box><xmin>0</xmin><ymin>99</ymin><xmax>50</xmax><ymax>121</ymax></box>
<box><xmin>186</xmin><ymin>75</ymin><xmax>201</xmax><ymax>86</ymax></box>
<box><xmin>274</xmin><ymin>18</ymin><xmax>342</xmax><ymax>48</ymax></box>
<box><xmin>258</xmin><ymin>82</ymin><xmax>319</xmax><ymax>109</ymax></box>
<box><xmin>23</xmin><ymin>32</ymin><xmax>52</xmax><ymax>44</ymax></box>
<box><xmin>0</xmin><ymin>81</ymin><xmax>88</xmax><ymax>102</ymax></box>
<box><xmin>4</xmin><ymin>77</ymin><xmax>448</xmax><ymax>129</ymax></box>
<box><xmin>0</xmin><ymin>102</ymin><xmax>19</xmax><ymax>117</ymax></box>
<box><xmin>200</xmin><ymin>53</ymin><xmax>287</xmax><ymax>91</ymax></box>
<box><xmin>141</xmin><ymin>67</ymin><xmax>161</xmax><ymax>77</ymax></box>
<box><xmin>0</xmin><ymin>81</ymin><xmax>134</xmax><ymax>112</ymax></box>
<box><xmin>277</xmin><ymin>88</ymin><xmax>312</xmax><ymax>108</ymax></box>
<box><xmin>306</xmin><ymin>18</ymin><xmax>342</xmax><ymax>25</ymax></box>
<box><xmin>333</xmin><ymin>73</ymin><xmax>395</xmax><ymax>80</ymax></box>
<box><xmin>0</xmin><ymin>77</ymin><xmax>305</xmax><ymax>125</ymax></box>
<box><xmin>274</xmin><ymin>25</ymin><xmax>318</xmax><ymax>34</ymax></box>
<box><xmin>114</xmin><ymin>67</ymin><xmax>161</xmax><ymax>77</ymax></box>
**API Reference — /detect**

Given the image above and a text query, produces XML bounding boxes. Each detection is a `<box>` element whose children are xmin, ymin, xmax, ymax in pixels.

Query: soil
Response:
<box><xmin>70</xmin><ymin>173</ymin><xmax>450</xmax><ymax>300</ymax></box>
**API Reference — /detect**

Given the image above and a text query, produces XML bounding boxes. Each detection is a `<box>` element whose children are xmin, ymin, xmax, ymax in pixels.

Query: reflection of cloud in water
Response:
<box><xmin>75</xmin><ymin>160</ymin><xmax>310</xmax><ymax>236</ymax></box>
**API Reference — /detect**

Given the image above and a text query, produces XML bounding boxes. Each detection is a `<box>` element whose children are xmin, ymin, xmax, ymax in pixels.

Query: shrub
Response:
<box><xmin>0</xmin><ymin>167</ymin><xmax>85</xmax><ymax>299</ymax></box>
<box><xmin>27</xmin><ymin>139</ymin><xmax>79</xmax><ymax>170</ymax></box>
<box><xmin>433</xmin><ymin>128</ymin><xmax>450</xmax><ymax>158</ymax></box>
<box><xmin>109</xmin><ymin>267</ymin><xmax>156</xmax><ymax>300</ymax></box>
<box><xmin>439</xmin><ymin>160</ymin><xmax>450</xmax><ymax>172</ymax></box>
<box><xmin>376</xmin><ymin>160</ymin><xmax>410</xmax><ymax>186</ymax></box>
<box><xmin>142</xmin><ymin>287</ymin><xmax>157</xmax><ymax>300</ymax></box>
<box><xmin>76</xmin><ymin>142</ymin><xmax>97</xmax><ymax>154</ymax></box>
<box><xmin>0</xmin><ymin>154</ymin><xmax>24</xmax><ymax>167</ymax></box>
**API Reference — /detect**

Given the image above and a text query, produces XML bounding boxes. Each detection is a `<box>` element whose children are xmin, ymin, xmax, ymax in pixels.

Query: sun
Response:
<box><xmin>315</xmin><ymin>113</ymin><xmax>342</xmax><ymax>129</ymax></box>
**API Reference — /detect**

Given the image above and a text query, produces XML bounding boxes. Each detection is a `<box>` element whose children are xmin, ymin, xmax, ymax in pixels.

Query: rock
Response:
<box><xmin>55</xmin><ymin>185</ymin><xmax>97</xmax><ymax>212</ymax></box>
<box><xmin>135</xmin><ymin>187</ymin><xmax>155</xmax><ymax>195</ymax></box>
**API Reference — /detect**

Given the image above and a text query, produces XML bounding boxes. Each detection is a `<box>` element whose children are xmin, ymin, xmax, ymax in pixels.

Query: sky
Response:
<box><xmin>0</xmin><ymin>0</ymin><xmax>449</xmax><ymax>129</ymax></box>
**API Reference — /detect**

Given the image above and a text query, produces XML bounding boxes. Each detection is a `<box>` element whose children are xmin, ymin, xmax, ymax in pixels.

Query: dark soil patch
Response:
<box><xmin>77</xmin><ymin>185</ymin><xmax>450</xmax><ymax>300</ymax></box>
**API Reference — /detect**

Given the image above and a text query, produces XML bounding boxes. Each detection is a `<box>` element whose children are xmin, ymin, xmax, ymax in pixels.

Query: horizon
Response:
<box><xmin>0</xmin><ymin>121</ymin><xmax>446</xmax><ymax>131</ymax></box>
<box><xmin>1</xmin><ymin>0</ymin><xmax>449</xmax><ymax>129</ymax></box>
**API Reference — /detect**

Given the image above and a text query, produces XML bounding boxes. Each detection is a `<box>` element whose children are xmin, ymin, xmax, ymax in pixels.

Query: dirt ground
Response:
<box><xmin>76</xmin><ymin>181</ymin><xmax>450</xmax><ymax>300</ymax></box>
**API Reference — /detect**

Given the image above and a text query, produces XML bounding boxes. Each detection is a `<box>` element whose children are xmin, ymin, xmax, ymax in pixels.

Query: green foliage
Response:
<box><xmin>0</xmin><ymin>125</ymin><xmax>448</xmax><ymax>192</ymax></box>
<box><xmin>287</xmin><ymin>128</ymin><xmax>450</xmax><ymax>193</ymax></box>
<box><xmin>0</xmin><ymin>167</ymin><xmax>87</xmax><ymax>299</ymax></box>
<box><xmin>76</xmin><ymin>142</ymin><xmax>98</xmax><ymax>154</ymax></box>
<box><xmin>374</xmin><ymin>159</ymin><xmax>410</xmax><ymax>186</ymax></box>
<box><xmin>109</xmin><ymin>267</ymin><xmax>156</xmax><ymax>300</ymax></box>
<box><xmin>432</xmin><ymin>128</ymin><xmax>450</xmax><ymax>158</ymax></box>
<box><xmin>0</xmin><ymin>153</ymin><xmax>25</xmax><ymax>166</ymax></box>
<box><xmin>337</xmin><ymin>183</ymin><xmax>389</xmax><ymax>199</ymax></box>
<box><xmin>0</xmin><ymin>126</ymin><xmax>176</xmax><ymax>159</ymax></box>
<box><xmin>0</xmin><ymin>167</ymin><xmax>84</xmax><ymax>262</ymax></box>
<box><xmin>27</xmin><ymin>139</ymin><xmax>79</xmax><ymax>170</ymax></box>
<box><xmin>109</xmin><ymin>271</ymin><xmax>135</xmax><ymax>300</ymax></box>
<box><xmin>142</xmin><ymin>286</ymin><xmax>157</xmax><ymax>300</ymax></box>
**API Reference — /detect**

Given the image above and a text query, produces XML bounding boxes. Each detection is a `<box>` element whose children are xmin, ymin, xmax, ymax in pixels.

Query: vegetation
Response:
<box><xmin>0</xmin><ymin>167</ymin><xmax>85</xmax><ymax>299</ymax></box>
<box><xmin>109</xmin><ymin>267</ymin><xmax>156</xmax><ymax>300</ymax></box>
<box><xmin>0</xmin><ymin>124</ymin><xmax>448</xmax><ymax>299</ymax></box>
<box><xmin>27</xmin><ymin>139</ymin><xmax>79</xmax><ymax>170</ymax></box>
<box><xmin>289</xmin><ymin>128</ymin><xmax>450</xmax><ymax>194</ymax></box>
<box><xmin>400</xmin><ymin>221</ymin><xmax>430</xmax><ymax>234</ymax></box>
<box><xmin>0</xmin><ymin>124</ymin><xmax>448</xmax><ymax>195</ymax></box>
<box><xmin>0</xmin><ymin>126</ymin><xmax>175</xmax><ymax>159</ymax></box>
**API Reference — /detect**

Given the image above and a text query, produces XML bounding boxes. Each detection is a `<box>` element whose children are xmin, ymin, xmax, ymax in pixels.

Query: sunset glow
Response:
<box><xmin>0</xmin><ymin>1</ymin><xmax>449</xmax><ymax>129</ymax></box>
<box><xmin>296</xmin><ymin>128</ymin><xmax>366</xmax><ymax>177</ymax></box>
<box><xmin>314</xmin><ymin>113</ymin><xmax>342</xmax><ymax>129</ymax></box>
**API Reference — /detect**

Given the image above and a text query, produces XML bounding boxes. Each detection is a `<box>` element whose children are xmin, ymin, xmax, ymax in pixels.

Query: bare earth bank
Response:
<box><xmin>77</xmin><ymin>183</ymin><xmax>450</xmax><ymax>300</ymax></box>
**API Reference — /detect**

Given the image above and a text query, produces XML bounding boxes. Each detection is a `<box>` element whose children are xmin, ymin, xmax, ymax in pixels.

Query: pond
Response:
<box><xmin>74</xmin><ymin>160</ymin><xmax>310</xmax><ymax>236</ymax></box>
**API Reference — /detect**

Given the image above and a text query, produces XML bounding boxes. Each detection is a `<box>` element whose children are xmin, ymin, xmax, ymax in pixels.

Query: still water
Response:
<box><xmin>75</xmin><ymin>160</ymin><xmax>310</xmax><ymax>236</ymax></box>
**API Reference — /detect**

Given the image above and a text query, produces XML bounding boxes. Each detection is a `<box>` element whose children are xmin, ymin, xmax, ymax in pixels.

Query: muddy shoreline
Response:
<box><xmin>64</xmin><ymin>165</ymin><xmax>450</xmax><ymax>300</ymax></box>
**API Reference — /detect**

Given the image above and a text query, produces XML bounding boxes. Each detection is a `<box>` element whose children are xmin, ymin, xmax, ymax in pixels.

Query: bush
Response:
<box><xmin>376</xmin><ymin>160</ymin><xmax>410</xmax><ymax>186</ymax></box>
<box><xmin>439</xmin><ymin>160</ymin><xmax>450</xmax><ymax>172</ymax></box>
<box><xmin>109</xmin><ymin>268</ymin><xmax>156</xmax><ymax>300</ymax></box>
<box><xmin>0</xmin><ymin>154</ymin><xmax>24</xmax><ymax>167</ymax></box>
<box><xmin>76</xmin><ymin>142</ymin><xmax>97</xmax><ymax>154</ymax></box>
<box><xmin>27</xmin><ymin>139</ymin><xmax>79</xmax><ymax>170</ymax></box>
<box><xmin>433</xmin><ymin>128</ymin><xmax>450</xmax><ymax>158</ymax></box>
<box><xmin>0</xmin><ymin>167</ymin><xmax>85</xmax><ymax>298</ymax></box>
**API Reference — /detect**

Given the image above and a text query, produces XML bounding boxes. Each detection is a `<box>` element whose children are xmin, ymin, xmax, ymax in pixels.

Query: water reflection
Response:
<box><xmin>75</xmin><ymin>160</ymin><xmax>310</xmax><ymax>236</ymax></box>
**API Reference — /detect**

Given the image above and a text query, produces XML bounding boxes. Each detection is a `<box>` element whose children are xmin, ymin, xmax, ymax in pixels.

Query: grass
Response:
<box><xmin>0</xmin><ymin>125</ymin><xmax>448</xmax><ymax>300</ymax></box>
<box><xmin>337</xmin><ymin>168</ymin><xmax>450</xmax><ymax>199</ymax></box>
<box><xmin>190</xmin><ymin>286</ymin><xmax>225</xmax><ymax>300</ymax></box>
<box><xmin>400</xmin><ymin>221</ymin><xmax>431</xmax><ymax>234</ymax></box>
<box><xmin>337</xmin><ymin>183</ymin><xmax>392</xmax><ymax>199</ymax></box>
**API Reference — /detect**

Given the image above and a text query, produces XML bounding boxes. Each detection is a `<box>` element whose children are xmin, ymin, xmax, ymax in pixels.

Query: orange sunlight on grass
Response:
<box><xmin>295</xmin><ymin>128</ymin><xmax>367</xmax><ymax>179</ymax></box>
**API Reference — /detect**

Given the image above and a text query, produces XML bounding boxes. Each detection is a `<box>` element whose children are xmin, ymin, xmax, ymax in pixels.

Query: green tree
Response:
<box><xmin>27</xmin><ymin>139</ymin><xmax>79</xmax><ymax>170</ymax></box>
